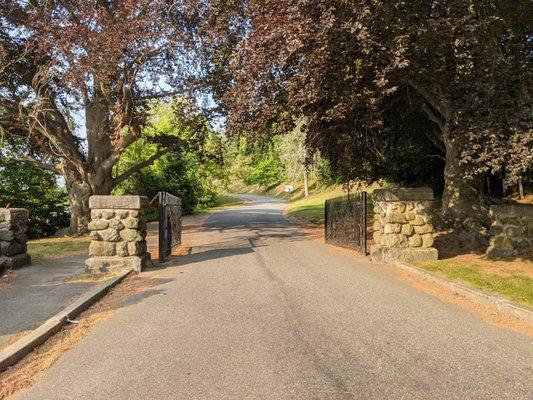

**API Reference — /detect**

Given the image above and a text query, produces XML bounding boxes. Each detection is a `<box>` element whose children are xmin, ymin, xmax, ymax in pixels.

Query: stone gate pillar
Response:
<box><xmin>371</xmin><ymin>188</ymin><xmax>438</xmax><ymax>263</ymax></box>
<box><xmin>85</xmin><ymin>196</ymin><xmax>151</xmax><ymax>274</ymax></box>
<box><xmin>0</xmin><ymin>208</ymin><xmax>31</xmax><ymax>270</ymax></box>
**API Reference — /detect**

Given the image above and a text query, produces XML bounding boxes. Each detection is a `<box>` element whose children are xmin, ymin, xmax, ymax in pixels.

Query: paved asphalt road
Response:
<box><xmin>16</xmin><ymin>195</ymin><xmax>532</xmax><ymax>400</ymax></box>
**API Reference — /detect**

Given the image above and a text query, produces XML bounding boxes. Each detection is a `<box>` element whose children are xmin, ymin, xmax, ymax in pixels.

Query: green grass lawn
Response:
<box><xmin>414</xmin><ymin>256</ymin><xmax>533</xmax><ymax>307</ymax></box>
<box><xmin>285</xmin><ymin>186</ymin><xmax>378</xmax><ymax>225</ymax></box>
<box><xmin>27</xmin><ymin>236</ymin><xmax>91</xmax><ymax>263</ymax></box>
<box><xmin>285</xmin><ymin>188</ymin><xmax>345</xmax><ymax>224</ymax></box>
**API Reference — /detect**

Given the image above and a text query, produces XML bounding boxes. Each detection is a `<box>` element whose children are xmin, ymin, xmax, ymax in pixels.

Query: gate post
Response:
<box><xmin>85</xmin><ymin>196</ymin><xmax>151</xmax><ymax>274</ymax></box>
<box><xmin>371</xmin><ymin>188</ymin><xmax>438</xmax><ymax>263</ymax></box>
<box><xmin>0</xmin><ymin>208</ymin><xmax>31</xmax><ymax>270</ymax></box>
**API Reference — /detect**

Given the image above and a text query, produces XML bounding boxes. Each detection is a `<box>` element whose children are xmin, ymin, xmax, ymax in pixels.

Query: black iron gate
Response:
<box><xmin>324</xmin><ymin>192</ymin><xmax>367</xmax><ymax>255</ymax></box>
<box><xmin>158</xmin><ymin>191</ymin><xmax>182</xmax><ymax>262</ymax></box>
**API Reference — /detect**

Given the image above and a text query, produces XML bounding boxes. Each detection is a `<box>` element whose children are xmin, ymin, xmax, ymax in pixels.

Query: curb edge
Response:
<box><xmin>0</xmin><ymin>269</ymin><xmax>132</xmax><ymax>373</ymax></box>
<box><xmin>395</xmin><ymin>261</ymin><xmax>533</xmax><ymax>324</ymax></box>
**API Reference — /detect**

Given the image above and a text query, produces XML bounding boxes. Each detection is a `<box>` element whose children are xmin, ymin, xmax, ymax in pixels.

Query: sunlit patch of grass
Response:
<box><xmin>414</xmin><ymin>258</ymin><xmax>533</xmax><ymax>307</ymax></box>
<box><xmin>27</xmin><ymin>236</ymin><xmax>90</xmax><ymax>263</ymax></box>
<box><xmin>285</xmin><ymin>185</ymin><xmax>380</xmax><ymax>225</ymax></box>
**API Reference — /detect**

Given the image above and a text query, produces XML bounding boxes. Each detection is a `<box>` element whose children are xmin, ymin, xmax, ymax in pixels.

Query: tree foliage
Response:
<box><xmin>199</xmin><ymin>0</ymin><xmax>532</xmax><ymax>224</ymax></box>
<box><xmin>0</xmin><ymin>158</ymin><xmax>69</xmax><ymax>238</ymax></box>
<box><xmin>0</xmin><ymin>0</ymin><xmax>204</xmax><ymax>232</ymax></box>
<box><xmin>113</xmin><ymin>101</ymin><xmax>224</xmax><ymax>214</ymax></box>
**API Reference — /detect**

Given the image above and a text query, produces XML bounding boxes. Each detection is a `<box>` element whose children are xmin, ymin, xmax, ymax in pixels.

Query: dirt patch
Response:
<box><xmin>149</xmin><ymin>243</ymin><xmax>191</xmax><ymax>264</ymax></box>
<box><xmin>391</xmin><ymin>264</ymin><xmax>533</xmax><ymax>338</ymax></box>
<box><xmin>0</xmin><ymin>270</ymin><xmax>17</xmax><ymax>292</ymax></box>
<box><xmin>0</xmin><ymin>275</ymin><xmax>163</xmax><ymax>399</ymax></box>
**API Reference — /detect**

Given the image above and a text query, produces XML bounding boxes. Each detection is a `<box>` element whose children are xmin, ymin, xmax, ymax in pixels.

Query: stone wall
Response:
<box><xmin>0</xmin><ymin>208</ymin><xmax>31</xmax><ymax>270</ymax></box>
<box><xmin>85</xmin><ymin>196</ymin><xmax>152</xmax><ymax>274</ymax></box>
<box><xmin>371</xmin><ymin>188</ymin><xmax>438</xmax><ymax>263</ymax></box>
<box><xmin>486</xmin><ymin>204</ymin><xmax>532</xmax><ymax>260</ymax></box>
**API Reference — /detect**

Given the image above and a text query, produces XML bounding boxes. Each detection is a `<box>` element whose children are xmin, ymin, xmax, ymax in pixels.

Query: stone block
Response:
<box><xmin>490</xmin><ymin>222</ymin><xmax>503</xmax><ymax>235</ymax></box>
<box><xmin>120</xmin><ymin>228</ymin><xmax>144</xmax><ymax>242</ymax></box>
<box><xmin>88</xmin><ymin>219</ymin><xmax>109</xmax><ymax>231</ymax></box>
<box><xmin>385</xmin><ymin>212</ymin><xmax>407</xmax><ymax>224</ymax></box>
<box><xmin>420</xmin><ymin>233</ymin><xmax>434</xmax><ymax>248</ymax></box>
<box><xmin>0</xmin><ymin>241</ymin><xmax>26</xmax><ymax>257</ymax></box>
<box><xmin>0</xmin><ymin>230</ymin><xmax>14</xmax><ymax>241</ymax></box>
<box><xmin>373</xmin><ymin>187</ymin><xmax>433</xmax><ymax>202</ymax></box>
<box><xmin>0</xmin><ymin>208</ymin><xmax>29</xmax><ymax>222</ymax></box>
<box><xmin>383</xmin><ymin>224</ymin><xmax>401</xmax><ymax>234</ymax></box>
<box><xmin>89</xmin><ymin>229</ymin><xmax>122</xmax><ymax>242</ymax></box>
<box><xmin>490</xmin><ymin>204</ymin><xmax>533</xmax><ymax>218</ymax></box>
<box><xmin>101</xmin><ymin>210</ymin><xmax>115</xmax><ymax>220</ymax></box>
<box><xmin>117</xmin><ymin>210</ymin><xmax>130</xmax><ymax>219</ymax></box>
<box><xmin>492</xmin><ymin>235</ymin><xmax>515</xmax><ymax>249</ymax></box>
<box><xmin>486</xmin><ymin>246</ymin><xmax>516</xmax><ymax>260</ymax></box>
<box><xmin>99</xmin><ymin>228</ymin><xmax>122</xmax><ymax>242</ymax></box>
<box><xmin>108</xmin><ymin>218</ymin><xmax>125</xmax><ymax>230</ymax></box>
<box><xmin>516</xmin><ymin>239</ymin><xmax>530</xmax><ymax>251</ymax></box>
<box><xmin>89</xmin><ymin>195</ymin><xmax>149</xmax><ymax>210</ymax></box>
<box><xmin>123</xmin><ymin>217</ymin><xmax>141</xmax><ymax>229</ymax></box>
<box><xmin>410</xmin><ymin>216</ymin><xmax>426</xmax><ymax>226</ymax></box>
<box><xmin>414</xmin><ymin>224</ymin><xmax>433</xmax><ymax>234</ymax></box>
<box><xmin>381</xmin><ymin>233</ymin><xmax>407</xmax><ymax>248</ymax></box>
<box><xmin>127</xmin><ymin>241</ymin><xmax>147</xmax><ymax>256</ymax></box>
<box><xmin>401</xmin><ymin>224</ymin><xmax>413</xmax><ymax>236</ymax></box>
<box><xmin>91</xmin><ymin>210</ymin><xmax>102</xmax><ymax>219</ymax></box>
<box><xmin>85</xmin><ymin>254</ymin><xmax>152</xmax><ymax>274</ymax></box>
<box><xmin>373</xmin><ymin>230</ymin><xmax>382</xmax><ymax>245</ymax></box>
<box><xmin>371</xmin><ymin>247</ymin><xmax>438</xmax><ymax>263</ymax></box>
<box><xmin>0</xmin><ymin>253</ymin><xmax>31</xmax><ymax>269</ymax></box>
<box><xmin>503</xmin><ymin>225</ymin><xmax>524</xmax><ymax>237</ymax></box>
<box><xmin>115</xmin><ymin>242</ymin><xmax>129</xmax><ymax>257</ymax></box>
<box><xmin>89</xmin><ymin>241</ymin><xmax>116</xmax><ymax>257</ymax></box>
<box><xmin>15</xmin><ymin>233</ymin><xmax>27</xmax><ymax>243</ymax></box>
<box><xmin>408</xmin><ymin>234</ymin><xmax>422</xmax><ymax>248</ymax></box>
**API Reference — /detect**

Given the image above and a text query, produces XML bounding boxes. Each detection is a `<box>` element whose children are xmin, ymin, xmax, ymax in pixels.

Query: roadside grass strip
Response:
<box><xmin>413</xmin><ymin>257</ymin><xmax>533</xmax><ymax>308</ymax></box>
<box><xmin>27</xmin><ymin>237</ymin><xmax>91</xmax><ymax>263</ymax></box>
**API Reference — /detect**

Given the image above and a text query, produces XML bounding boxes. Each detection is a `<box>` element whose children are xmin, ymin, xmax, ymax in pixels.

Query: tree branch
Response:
<box><xmin>10</xmin><ymin>158</ymin><xmax>61</xmax><ymax>174</ymax></box>
<box><xmin>111</xmin><ymin>146</ymin><xmax>176</xmax><ymax>187</ymax></box>
<box><xmin>406</xmin><ymin>79</ymin><xmax>451</xmax><ymax>121</ymax></box>
<box><xmin>420</xmin><ymin>103</ymin><xmax>446</xmax><ymax>131</ymax></box>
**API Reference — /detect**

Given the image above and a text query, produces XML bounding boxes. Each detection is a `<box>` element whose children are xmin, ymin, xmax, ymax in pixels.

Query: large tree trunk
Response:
<box><xmin>441</xmin><ymin>128</ymin><xmax>489</xmax><ymax>243</ymax></box>
<box><xmin>63</xmin><ymin>165</ymin><xmax>114</xmax><ymax>235</ymax></box>
<box><xmin>59</xmin><ymin>94</ymin><xmax>116</xmax><ymax>235</ymax></box>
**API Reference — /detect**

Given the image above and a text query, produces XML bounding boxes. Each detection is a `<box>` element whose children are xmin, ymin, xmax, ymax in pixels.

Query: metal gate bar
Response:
<box><xmin>158</xmin><ymin>191</ymin><xmax>182</xmax><ymax>262</ymax></box>
<box><xmin>324</xmin><ymin>192</ymin><xmax>367</xmax><ymax>255</ymax></box>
